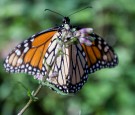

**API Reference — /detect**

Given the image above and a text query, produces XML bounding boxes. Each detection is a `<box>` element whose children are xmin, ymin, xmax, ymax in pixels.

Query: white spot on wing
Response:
<box><xmin>24</xmin><ymin>40</ymin><xmax>28</xmax><ymax>43</ymax></box>
<box><xmin>24</xmin><ymin>43</ymin><xmax>28</xmax><ymax>47</ymax></box>
<box><xmin>104</xmin><ymin>46</ymin><xmax>109</xmax><ymax>52</ymax></box>
<box><xmin>31</xmin><ymin>38</ymin><xmax>34</xmax><ymax>42</ymax></box>
<box><xmin>21</xmin><ymin>65</ymin><xmax>25</xmax><ymax>68</ymax></box>
<box><xmin>23</xmin><ymin>47</ymin><xmax>29</xmax><ymax>53</ymax></box>
<box><xmin>28</xmin><ymin>66</ymin><xmax>32</xmax><ymax>70</ymax></box>
<box><xmin>15</xmin><ymin>49</ymin><xmax>21</xmax><ymax>56</ymax></box>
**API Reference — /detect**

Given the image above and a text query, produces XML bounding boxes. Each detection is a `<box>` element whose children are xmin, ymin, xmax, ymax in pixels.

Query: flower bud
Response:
<box><xmin>34</xmin><ymin>74</ymin><xmax>43</xmax><ymax>81</ymax></box>
<box><xmin>79</xmin><ymin>37</ymin><xmax>87</xmax><ymax>43</ymax></box>
<box><xmin>79</xmin><ymin>28</ymin><xmax>93</xmax><ymax>34</ymax></box>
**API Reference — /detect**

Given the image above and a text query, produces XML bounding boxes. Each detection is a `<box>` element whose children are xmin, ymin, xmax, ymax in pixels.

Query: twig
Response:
<box><xmin>17</xmin><ymin>85</ymin><xmax>42</xmax><ymax>115</ymax></box>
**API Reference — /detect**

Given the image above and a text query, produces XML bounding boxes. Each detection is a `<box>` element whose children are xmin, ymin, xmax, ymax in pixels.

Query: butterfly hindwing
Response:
<box><xmin>45</xmin><ymin>35</ymin><xmax>89</xmax><ymax>93</ymax></box>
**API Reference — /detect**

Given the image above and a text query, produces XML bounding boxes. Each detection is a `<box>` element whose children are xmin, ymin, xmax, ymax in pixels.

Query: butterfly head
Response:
<box><xmin>61</xmin><ymin>17</ymin><xmax>71</xmax><ymax>31</ymax></box>
<box><xmin>62</xmin><ymin>17</ymin><xmax>70</xmax><ymax>24</ymax></box>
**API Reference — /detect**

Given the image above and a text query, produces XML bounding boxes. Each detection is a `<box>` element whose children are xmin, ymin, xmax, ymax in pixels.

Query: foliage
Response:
<box><xmin>0</xmin><ymin>0</ymin><xmax>135</xmax><ymax>115</ymax></box>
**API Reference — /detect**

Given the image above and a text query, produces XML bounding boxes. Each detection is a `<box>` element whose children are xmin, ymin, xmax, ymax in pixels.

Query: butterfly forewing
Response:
<box><xmin>4</xmin><ymin>29</ymin><xmax>58</xmax><ymax>76</ymax></box>
<box><xmin>81</xmin><ymin>33</ymin><xmax>118</xmax><ymax>74</ymax></box>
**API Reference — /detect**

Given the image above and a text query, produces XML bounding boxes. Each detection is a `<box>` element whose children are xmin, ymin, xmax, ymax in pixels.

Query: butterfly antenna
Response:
<box><xmin>68</xmin><ymin>6</ymin><xmax>92</xmax><ymax>17</ymax></box>
<box><xmin>45</xmin><ymin>9</ymin><xmax>64</xmax><ymax>17</ymax></box>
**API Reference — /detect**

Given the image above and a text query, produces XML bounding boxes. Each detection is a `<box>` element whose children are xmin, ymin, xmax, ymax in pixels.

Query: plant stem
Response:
<box><xmin>17</xmin><ymin>85</ymin><xmax>42</xmax><ymax>115</ymax></box>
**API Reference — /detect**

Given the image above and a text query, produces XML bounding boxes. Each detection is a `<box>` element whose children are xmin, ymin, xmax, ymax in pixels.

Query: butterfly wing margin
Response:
<box><xmin>4</xmin><ymin>27</ymin><xmax>58</xmax><ymax>76</ymax></box>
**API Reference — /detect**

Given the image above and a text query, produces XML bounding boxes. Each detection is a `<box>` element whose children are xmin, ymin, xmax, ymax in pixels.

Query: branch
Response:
<box><xmin>17</xmin><ymin>85</ymin><xmax>42</xmax><ymax>115</ymax></box>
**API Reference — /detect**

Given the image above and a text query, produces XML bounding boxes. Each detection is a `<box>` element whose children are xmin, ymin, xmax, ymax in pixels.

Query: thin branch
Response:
<box><xmin>17</xmin><ymin>85</ymin><xmax>42</xmax><ymax>115</ymax></box>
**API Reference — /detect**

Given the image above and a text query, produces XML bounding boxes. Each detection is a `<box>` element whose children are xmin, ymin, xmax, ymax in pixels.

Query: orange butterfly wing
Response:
<box><xmin>4</xmin><ymin>29</ymin><xmax>57</xmax><ymax>76</ymax></box>
<box><xmin>81</xmin><ymin>33</ymin><xmax>118</xmax><ymax>74</ymax></box>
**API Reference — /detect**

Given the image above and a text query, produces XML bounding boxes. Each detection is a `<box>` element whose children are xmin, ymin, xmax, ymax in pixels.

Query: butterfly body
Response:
<box><xmin>4</xmin><ymin>17</ymin><xmax>118</xmax><ymax>93</ymax></box>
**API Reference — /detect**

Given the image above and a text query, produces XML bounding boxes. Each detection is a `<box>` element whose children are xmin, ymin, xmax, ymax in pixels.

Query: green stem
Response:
<box><xmin>17</xmin><ymin>85</ymin><xmax>42</xmax><ymax>115</ymax></box>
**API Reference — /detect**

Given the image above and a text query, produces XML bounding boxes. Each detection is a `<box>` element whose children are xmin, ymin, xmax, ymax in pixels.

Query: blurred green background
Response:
<box><xmin>0</xmin><ymin>0</ymin><xmax>135</xmax><ymax>115</ymax></box>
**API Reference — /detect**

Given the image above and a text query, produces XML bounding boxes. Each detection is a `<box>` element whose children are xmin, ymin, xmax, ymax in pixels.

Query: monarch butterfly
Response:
<box><xmin>4</xmin><ymin>11</ymin><xmax>118</xmax><ymax>94</ymax></box>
